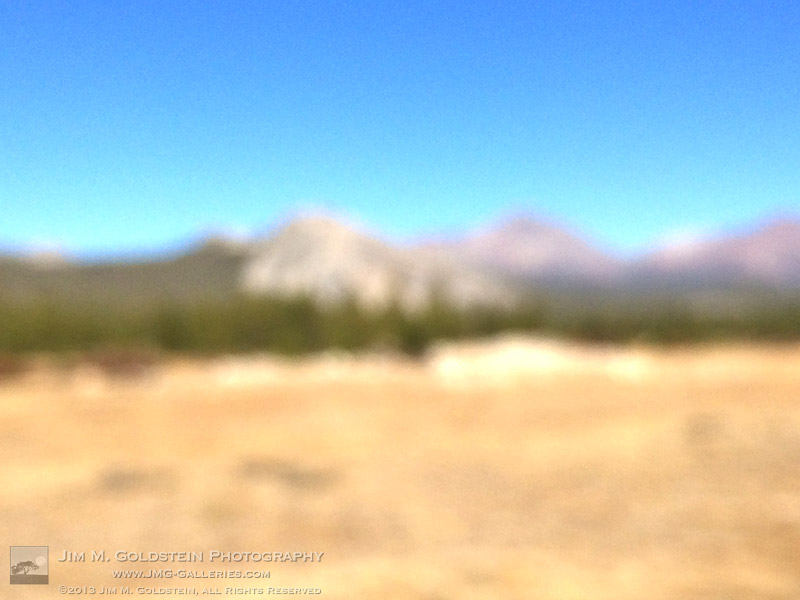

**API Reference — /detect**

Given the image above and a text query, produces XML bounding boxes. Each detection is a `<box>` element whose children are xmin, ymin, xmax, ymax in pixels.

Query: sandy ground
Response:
<box><xmin>2</xmin><ymin>338</ymin><xmax>800</xmax><ymax>599</ymax></box>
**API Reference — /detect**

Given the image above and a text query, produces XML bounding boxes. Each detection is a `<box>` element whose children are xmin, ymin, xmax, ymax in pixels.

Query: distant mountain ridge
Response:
<box><xmin>1</xmin><ymin>213</ymin><xmax>799</xmax><ymax>310</ymax></box>
<box><xmin>420</xmin><ymin>215</ymin><xmax>624</xmax><ymax>284</ymax></box>
<box><xmin>240</xmin><ymin>215</ymin><xmax>522</xmax><ymax>310</ymax></box>
<box><xmin>637</xmin><ymin>217</ymin><xmax>800</xmax><ymax>287</ymax></box>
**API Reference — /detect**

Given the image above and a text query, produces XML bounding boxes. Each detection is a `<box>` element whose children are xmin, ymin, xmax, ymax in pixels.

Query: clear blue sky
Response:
<box><xmin>2</xmin><ymin>1</ymin><xmax>798</xmax><ymax>257</ymax></box>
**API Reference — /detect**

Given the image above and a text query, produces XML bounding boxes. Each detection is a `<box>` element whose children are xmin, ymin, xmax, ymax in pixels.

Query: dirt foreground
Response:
<box><xmin>2</xmin><ymin>338</ymin><xmax>800</xmax><ymax>599</ymax></box>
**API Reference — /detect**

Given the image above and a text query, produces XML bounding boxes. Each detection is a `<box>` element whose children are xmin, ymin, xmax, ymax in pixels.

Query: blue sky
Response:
<box><xmin>1</xmin><ymin>1</ymin><xmax>798</xmax><ymax>258</ymax></box>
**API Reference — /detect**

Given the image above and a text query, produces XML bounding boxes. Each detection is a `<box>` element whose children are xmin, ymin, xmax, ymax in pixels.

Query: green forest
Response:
<box><xmin>1</xmin><ymin>294</ymin><xmax>799</xmax><ymax>359</ymax></box>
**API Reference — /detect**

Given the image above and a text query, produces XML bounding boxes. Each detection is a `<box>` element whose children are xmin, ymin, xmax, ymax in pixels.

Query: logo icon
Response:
<box><xmin>10</xmin><ymin>546</ymin><xmax>49</xmax><ymax>585</ymax></box>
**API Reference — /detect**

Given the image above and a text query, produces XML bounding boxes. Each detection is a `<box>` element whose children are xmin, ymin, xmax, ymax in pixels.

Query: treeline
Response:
<box><xmin>0</xmin><ymin>295</ymin><xmax>799</xmax><ymax>357</ymax></box>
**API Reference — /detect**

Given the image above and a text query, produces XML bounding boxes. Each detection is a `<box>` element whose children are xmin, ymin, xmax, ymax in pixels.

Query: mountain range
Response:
<box><xmin>1</xmin><ymin>213</ymin><xmax>799</xmax><ymax>311</ymax></box>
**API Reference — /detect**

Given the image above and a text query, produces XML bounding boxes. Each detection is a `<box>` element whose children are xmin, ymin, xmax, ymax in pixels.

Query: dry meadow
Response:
<box><xmin>2</xmin><ymin>338</ymin><xmax>800</xmax><ymax>599</ymax></box>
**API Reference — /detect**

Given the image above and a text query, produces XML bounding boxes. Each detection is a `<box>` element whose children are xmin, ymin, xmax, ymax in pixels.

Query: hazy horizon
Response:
<box><xmin>2</xmin><ymin>207</ymin><xmax>799</xmax><ymax>265</ymax></box>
